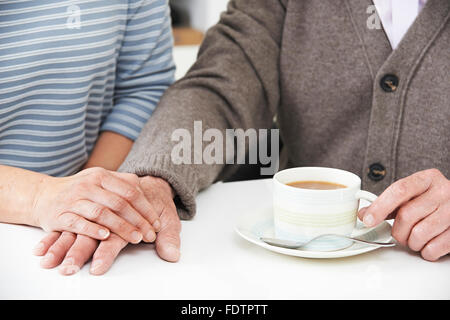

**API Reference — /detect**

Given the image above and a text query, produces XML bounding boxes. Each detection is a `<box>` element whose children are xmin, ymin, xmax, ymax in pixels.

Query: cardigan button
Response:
<box><xmin>380</xmin><ymin>74</ymin><xmax>399</xmax><ymax>92</ymax></box>
<box><xmin>368</xmin><ymin>163</ymin><xmax>386</xmax><ymax>181</ymax></box>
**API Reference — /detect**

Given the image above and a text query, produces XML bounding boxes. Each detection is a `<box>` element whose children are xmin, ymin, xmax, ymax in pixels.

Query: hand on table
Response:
<box><xmin>32</xmin><ymin>167</ymin><xmax>161</xmax><ymax>244</ymax></box>
<box><xmin>359</xmin><ymin>168</ymin><xmax>450</xmax><ymax>261</ymax></box>
<box><xmin>33</xmin><ymin>176</ymin><xmax>182</xmax><ymax>275</ymax></box>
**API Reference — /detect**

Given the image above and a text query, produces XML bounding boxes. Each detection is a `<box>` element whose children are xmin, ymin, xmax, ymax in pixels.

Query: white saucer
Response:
<box><xmin>234</xmin><ymin>207</ymin><xmax>394</xmax><ymax>259</ymax></box>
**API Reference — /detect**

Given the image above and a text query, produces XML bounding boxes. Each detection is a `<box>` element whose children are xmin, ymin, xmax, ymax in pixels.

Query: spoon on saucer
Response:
<box><xmin>260</xmin><ymin>234</ymin><xmax>396</xmax><ymax>250</ymax></box>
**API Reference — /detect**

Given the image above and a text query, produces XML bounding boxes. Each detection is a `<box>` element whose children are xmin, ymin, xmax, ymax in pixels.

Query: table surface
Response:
<box><xmin>0</xmin><ymin>178</ymin><xmax>449</xmax><ymax>299</ymax></box>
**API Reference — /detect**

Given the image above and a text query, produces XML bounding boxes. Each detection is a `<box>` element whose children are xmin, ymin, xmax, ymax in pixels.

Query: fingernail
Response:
<box><xmin>145</xmin><ymin>230</ymin><xmax>156</xmax><ymax>242</ymax></box>
<box><xmin>90</xmin><ymin>259</ymin><xmax>103</xmax><ymax>274</ymax></box>
<box><xmin>153</xmin><ymin>220</ymin><xmax>161</xmax><ymax>232</ymax></box>
<box><xmin>163</xmin><ymin>244</ymin><xmax>180</xmax><ymax>262</ymax></box>
<box><xmin>61</xmin><ymin>257</ymin><xmax>75</xmax><ymax>266</ymax></box>
<box><xmin>363</xmin><ymin>213</ymin><xmax>375</xmax><ymax>227</ymax></box>
<box><xmin>131</xmin><ymin>231</ymin><xmax>143</xmax><ymax>243</ymax></box>
<box><xmin>59</xmin><ymin>263</ymin><xmax>80</xmax><ymax>276</ymax></box>
<box><xmin>40</xmin><ymin>252</ymin><xmax>54</xmax><ymax>267</ymax></box>
<box><xmin>98</xmin><ymin>229</ymin><xmax>110</xmax><ymax>239</ymax></box>
<box><xmin>32</xmin><ymin>242</ymin><xmax>45</xmax><ymax>255</ymax></box>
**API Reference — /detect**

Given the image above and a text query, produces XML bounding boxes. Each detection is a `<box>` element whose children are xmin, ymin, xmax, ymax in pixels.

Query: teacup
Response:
<box><xmin>273</xmin><ymin>167</ymin><xmax>378</xmax><ymax>250</ymax></box>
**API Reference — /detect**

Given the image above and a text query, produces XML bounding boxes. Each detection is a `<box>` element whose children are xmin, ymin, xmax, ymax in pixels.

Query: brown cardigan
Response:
<box><xmin>120</xmin><ymin>0</ymin><xmax>450</xmax><ymax>219</ymax></box>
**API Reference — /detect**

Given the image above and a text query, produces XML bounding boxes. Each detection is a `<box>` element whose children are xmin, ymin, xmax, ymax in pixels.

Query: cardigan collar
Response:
<box><xmin>345</xmin><ymin>0</ymin><xmax>449</xmax><ymax>80</ymax></box>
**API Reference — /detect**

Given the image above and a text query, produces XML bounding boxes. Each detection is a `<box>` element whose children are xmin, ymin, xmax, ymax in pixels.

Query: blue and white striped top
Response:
<box><xmin>0</xmin><ymin>0</ymin><xmax>175</xmax><ymax>177</ymax></box>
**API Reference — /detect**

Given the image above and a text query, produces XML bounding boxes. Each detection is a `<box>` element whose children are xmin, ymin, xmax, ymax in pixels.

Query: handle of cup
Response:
<box><xmin>355</xmin><ymin>190</ymin><xmax>378</xmax><ymax>203</ymax></box>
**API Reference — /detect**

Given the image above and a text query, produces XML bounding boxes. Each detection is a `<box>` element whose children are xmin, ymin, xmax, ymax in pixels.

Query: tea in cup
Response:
<box><xmin>273</xmin><ymin>167</ymin><xmax>378</xmax><ymax>250</ymax></box>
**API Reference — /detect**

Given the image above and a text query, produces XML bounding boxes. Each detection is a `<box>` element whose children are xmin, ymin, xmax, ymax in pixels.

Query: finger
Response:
<box><xmin>33</xmin><ymin>231</ymin><xmax>61</xmax><ymax>256</ymax></box>
<box><xmin>107</xmin><ymin>173</ymin><xmax>162</xmax><ymax>232</ymax></box>
<box><xmin>71</xmin><ymin>200</ymin><xmax>145</xmax><ymax>244</ymax></box>
<box><xmin>59</xmin><ymin>235</ymin><xmax>98</xmax><ymax>276</ymax></box>
<box><xmin>358</xmin><ymin>206</ymin><xmax>397</xmax><ymax>221</ymax></box>
<box><xmin>390</xmin><ymin>191</ymin><xmax>440</xmax><ymax>246</ymax></box>
<box><xmin>421</xmin><ymin>228</ymin><xmax>450</xmax><ymax>262</ymax></box>
<box><xmin>155</xmin><ymin>207</ymin><xmax>181</xmax><ymax>263</ymax></box>
<box><xmin>98</xmin><ymin>171</ymin><xmax>141</xmax><ymax>202</ymax></box>
<box><xmin>40</xmin><ymin>231</ymin><xmax>76</xmax><ymax>269</ymax></box>
<box><xmin>130</xmin><ymin>194</ymin><xmax>161</xmax><ymax>233</ymax></box>
<box><xmin>108</xmin><ymin>172</ymin><xmax>139</xmax><ymax>187</ymax></box>
<box><xmin>408</xmin><ymin>202</ymin><xmax>450</xmax><ymax>251</ymax></box>
<box><xmin>87</xmin><ymin>186</ymin><xmax>156</xmax><ymax>243</ymax></box>
<box><xmin>90</xmin><ymin>234</ymin><xmax>128</xmax><ymax>275</ymax></box>
<box><xmin>57</xmin><ymin>212</ymin><xmax>110</xmax><ymax>241</ymax></box>
<box><xmin>357</xmin><ymin>207</ymin><xmax>367</xmax><ymax>221</ymax></box>
<box><xmin>362</xmin><ymin>170</ymin><xmax>435</xmax><ymax>227</ymax></box>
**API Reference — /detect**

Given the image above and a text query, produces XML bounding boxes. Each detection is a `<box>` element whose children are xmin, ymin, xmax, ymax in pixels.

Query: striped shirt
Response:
<box><xmin>0</xmin><ymin>0</ymin><xmax>175</xmax><ymax>177</ymax></box>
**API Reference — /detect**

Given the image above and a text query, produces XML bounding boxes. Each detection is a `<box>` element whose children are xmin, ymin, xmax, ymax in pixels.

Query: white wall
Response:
<box><xmin>173</xmin><ymin>45</ymin><xmax>199</xmax><ymax>79</ymax></box>
<box><xmin>171</xmin><ymin>0</ymin><xmax>229</xmax><ymax>32</ymax></box>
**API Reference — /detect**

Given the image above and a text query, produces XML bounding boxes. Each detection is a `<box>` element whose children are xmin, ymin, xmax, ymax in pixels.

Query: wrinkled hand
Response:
<box><xmin>32</xmin><ymin>167</ymin><xmax>161</xmax><ymax>244</ymax></box>
<box><xmin>359</xmin><ymin>169</ymin><xmax>450</xmax><ymax>261</ymax></box>
<box><xmin>33</xmin><ymin>175</ymin><xmax>182</xmax><ymax>275</ymax></box>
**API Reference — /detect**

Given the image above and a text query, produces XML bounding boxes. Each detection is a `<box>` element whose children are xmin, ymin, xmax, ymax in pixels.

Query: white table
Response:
<box><xmin>0</xmin><ymin>179</ymin><xmax>449</xmax><ymax>299</ymax></box>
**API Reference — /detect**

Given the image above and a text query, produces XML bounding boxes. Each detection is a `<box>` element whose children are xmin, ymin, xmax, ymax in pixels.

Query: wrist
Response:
<box><xmin>29</xmin><ymin>174</ymin><xmax>54</xmax><ymax>227</ymax></box>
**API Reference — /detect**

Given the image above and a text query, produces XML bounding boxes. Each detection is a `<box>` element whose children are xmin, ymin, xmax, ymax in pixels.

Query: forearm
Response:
<box><xmin>0</xmin><ymin>131</ymin><xmax>132</xmax><ymax>225</ymax></box>
<box><xmin>83</xmin><ymin>131</ymin><xmax>134</xmax><ymax>171</ymax></box>
<box><xmin>0</xmin><ymin>165</ymin><xmax>48</xmax><ymax>226</ymax></box>
<box><xmin>120</xmin><ymin>0</ymin><xmax>286</xmax><ymax>218</ymax></box>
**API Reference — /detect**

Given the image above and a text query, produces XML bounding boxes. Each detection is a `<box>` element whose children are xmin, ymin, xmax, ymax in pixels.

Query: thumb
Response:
<box><xmin>357</xmin><ymin>207</ymin><xmax>368</xmax><ymax>222</ymax></box>
<box><xmin>156</xmin><ymin>207</ymin><xmax>181</xmax><ymax>263</ymax></box>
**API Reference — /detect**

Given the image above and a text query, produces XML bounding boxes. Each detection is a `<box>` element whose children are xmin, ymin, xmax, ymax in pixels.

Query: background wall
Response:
<box><xmin>170</xmin><ymin>0</ymin><xmax>229</xmax><ymax>32</ymax></box>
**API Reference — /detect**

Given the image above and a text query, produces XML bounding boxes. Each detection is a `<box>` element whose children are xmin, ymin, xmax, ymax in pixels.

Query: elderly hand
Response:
<box><xmin>33</xmin><ymin>175</ymin><xmax>182</xmax><ymax>275</ymax></box>
<box><xmin>358</xmin><ymin>168</ymin><xmax>450</xmax><ymax>261</ymax></box>
<box><xmin>32</xmin><ymin>167</ymin><xmax>161</xmax><ymax>244</ymax></box>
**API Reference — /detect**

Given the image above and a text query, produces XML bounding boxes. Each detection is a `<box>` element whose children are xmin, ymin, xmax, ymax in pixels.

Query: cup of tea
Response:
<box><xmin>273</xmin><ymin>167</ymin><xmax>378</xmax><ymax>250</ymax></box>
